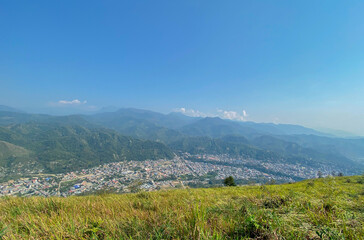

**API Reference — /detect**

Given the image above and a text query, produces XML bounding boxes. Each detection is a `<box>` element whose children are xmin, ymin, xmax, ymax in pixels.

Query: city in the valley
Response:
<box><xmin>0</xmin><ymin>153</ymin><xmax>339</xmax><ymax>197</ymax></box>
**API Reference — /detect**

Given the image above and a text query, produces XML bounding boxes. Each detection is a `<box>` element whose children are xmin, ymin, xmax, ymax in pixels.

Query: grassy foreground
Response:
<box><xmin>0</xmin><ymin>176</ymin><xmax>363</xmax><ymax>239</ymax></box>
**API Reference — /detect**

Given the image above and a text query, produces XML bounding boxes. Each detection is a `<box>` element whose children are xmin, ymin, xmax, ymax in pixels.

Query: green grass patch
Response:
<box><xmin>0</xmin><ymin>176</ymin><xmax>363</xmax><ymax>239</ymax></box>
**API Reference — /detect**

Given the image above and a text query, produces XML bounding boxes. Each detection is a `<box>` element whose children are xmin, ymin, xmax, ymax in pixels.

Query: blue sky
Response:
<box><xmin>1</xmin><ymin>1</ymin><xmax>364</xmax><ymax>134</ymax></box>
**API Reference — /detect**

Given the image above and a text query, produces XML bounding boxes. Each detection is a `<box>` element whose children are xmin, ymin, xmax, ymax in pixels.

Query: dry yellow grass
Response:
<box><xmin>0</xmin><ymin>176</ymin><xmax>363</xmax><ymax>239</ymax></box>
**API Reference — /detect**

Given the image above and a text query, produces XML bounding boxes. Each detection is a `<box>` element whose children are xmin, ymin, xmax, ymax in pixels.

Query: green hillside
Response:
<box><xmin>169</xmin><ymin>136</ymin><xmax>363</xmax><ymax>173</ymax></box>
<box><xmin>0</xmin><ymin>123</ymin><xmax>174</xmax><ymax>179</ymax></box>
<box><xmin>169</xmin><ymin>136</ymin><xmax>282</xmax><ymax>161</ymax></box>
<box><xmin>0</xmin><ymin>140</ymin><xmax>30</xmax><ymax>160</ymax></box>
<box><xmin>0</xmin><ymin>176</ymin><xmax>363</xmax><ymax>239</ymax></box>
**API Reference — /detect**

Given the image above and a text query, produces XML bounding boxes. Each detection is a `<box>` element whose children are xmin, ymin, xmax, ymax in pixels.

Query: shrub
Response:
<box><xmin>263</xmin><ymin>196</ymin><xmax>288</xmax><ymax>208</ymax></box>
<box><xmin>307</xmin><ymin>181</ymin><xmax>315</xmax><ymax>187</ymax></box>
<box><xmin>357</xmin><ymin>177</ymin><xmax>364</xmax><ymax>184</ymax></box>
<box><xmin>224</xmin><ymin>176</ymin><xmax>236</xmax><ymax>187</ymax></box>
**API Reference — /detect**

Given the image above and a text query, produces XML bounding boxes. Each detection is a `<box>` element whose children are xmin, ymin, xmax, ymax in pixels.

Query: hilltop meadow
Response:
<box><xmin>0</xmin><ymin>175</ymin><xmax>363</xmax><ymax>239</ymax></box>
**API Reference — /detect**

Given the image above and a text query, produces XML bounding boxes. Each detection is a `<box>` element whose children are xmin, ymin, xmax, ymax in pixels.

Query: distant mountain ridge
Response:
<box><xmin>0</xmin><ymin>105</ymin><xmax>24</xmax><ymax>113</ymax></box>
<box><xmin>239</xmin><ymin>121</ymin><xmax>330</xmax><ymax>137</ymax></box>
<box><xmin>0</xmin><ymin>105</ymin><xmax>363</xmax><ymax>178</ymax></box>
<box><xmin>86</xmin><ymin>109</ymin><xmax>329</xmax><ymax>140</ymax></box>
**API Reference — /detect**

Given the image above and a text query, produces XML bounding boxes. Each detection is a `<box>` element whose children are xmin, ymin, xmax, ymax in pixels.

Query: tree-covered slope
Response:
<box><xmin>0</xmin><ymin>140</ymin><xmax>31</xmax><ymax>162</ymax></box>
<box><xmin>276</xmin><ymin>134</ymin><xmax>364</xmax><ymax>164</ymax></box>
<box><xmin>0</xmin><ymin>123</ymin><xmax>174</xmax><ymax>177</ymax></box>
<box><xmin>169</xmin><ymin>136</ymin><xmax>282</xmax><ymax>161</ymax></box>
<box><xmin>251</xmin><ymin>135</ymin><xmax>361</xmax><ymax>168</ymax></box>
<box><xmin>169</xmin><ymin>135</ymin><xmax>363</xmax><ymax>173</ymax></box>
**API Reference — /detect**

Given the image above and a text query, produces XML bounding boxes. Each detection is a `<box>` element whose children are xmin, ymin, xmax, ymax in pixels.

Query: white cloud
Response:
<box><xmin>178</xmin><ymin>107</ymin><xmax>186</xmax><ymax>113</ymax></box>
<box><xmin>175</xmin><ymin>107</ymin><xmax>248</xmax><ymax>121</ymax></box>
<box><xmin>57</xmin><ymin>99</ymin><xmax>87</xmax><ymax>105</ymax></box>
<box><xmin>48</xmin><ymin>99</ymin><xmax>90</xmax><ymax>109</ymax></box>
<box><xmin>217</xmin><ymin>109</ymin><xmax>247</xmax><ymax>121</ymax></box>
<box><xmin>174</xmin><ymin>107</ymin><xmax>209</xmax><ymax>117</ymax></box>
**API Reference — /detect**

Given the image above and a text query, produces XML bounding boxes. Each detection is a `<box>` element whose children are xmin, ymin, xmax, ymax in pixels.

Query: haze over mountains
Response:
<box><xmin>0</xmin><ymin>105</ymin><xmax>363</xmax><ymax>182</ymax></box>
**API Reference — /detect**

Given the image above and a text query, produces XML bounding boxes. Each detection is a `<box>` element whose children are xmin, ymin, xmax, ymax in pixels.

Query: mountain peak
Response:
<box><xmin>0</xmin><ymin>105</ymin><xmax>24</xmax><ymax>113</ymax></box>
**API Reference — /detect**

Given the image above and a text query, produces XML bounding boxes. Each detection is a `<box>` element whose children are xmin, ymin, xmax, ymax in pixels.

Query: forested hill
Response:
<box><xmin>0</xmin><ymin>122</ymin><xmax>174</xmax><ymax>180</ymax></box>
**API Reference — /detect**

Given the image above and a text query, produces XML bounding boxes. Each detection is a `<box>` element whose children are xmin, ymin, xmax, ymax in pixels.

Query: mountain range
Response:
<box><xmin>0</xmin><ymin>106</ymin><xmax>363</xmax><ymax>181</ymax></box>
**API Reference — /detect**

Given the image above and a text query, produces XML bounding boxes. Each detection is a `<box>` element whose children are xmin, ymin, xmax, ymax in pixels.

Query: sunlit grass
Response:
<box><xmin>0</xmin><ymin>175</ymin><xmax>363</xmax><ymax>239</ymax></box>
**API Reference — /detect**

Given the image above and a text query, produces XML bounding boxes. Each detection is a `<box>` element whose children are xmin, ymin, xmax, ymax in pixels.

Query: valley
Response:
<box><xmin>0</xmin><ymin>154</ymin><xmax>346</xmax><ymax>197</ymax></box>
<box><xmin>0</xmin><ymin>107</ymin><xmax>363</xmax><ymax>196</ymax></box>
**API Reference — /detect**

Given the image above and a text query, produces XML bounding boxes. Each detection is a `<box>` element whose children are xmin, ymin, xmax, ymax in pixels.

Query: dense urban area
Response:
<box><xmin>0</xmin><ymin>153</ymin><xmax>338</xmax><ymax>197</ymax></box>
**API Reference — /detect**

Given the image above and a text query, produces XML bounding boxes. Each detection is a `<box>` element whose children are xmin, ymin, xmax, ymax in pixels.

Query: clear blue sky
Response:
<box><xmin>1</xmin><ymin>1</ymin><xmax>364</xmax><ymax>134</ymax></box>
